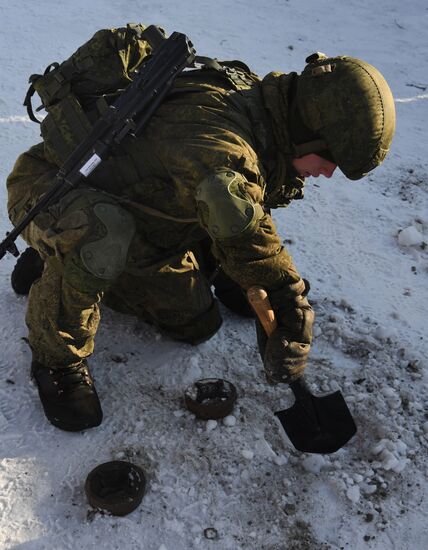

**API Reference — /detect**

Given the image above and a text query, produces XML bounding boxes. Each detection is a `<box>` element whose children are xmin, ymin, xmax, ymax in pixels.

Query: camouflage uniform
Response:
<box><xmin>7</xmin><ymin>58</ymin><xmax>306</xmax><ymax>373</ymax></box>
<box><xmin>7</xmin><ymin>26</ymin><xmax>395</xmax><ymax>391</ymax></box>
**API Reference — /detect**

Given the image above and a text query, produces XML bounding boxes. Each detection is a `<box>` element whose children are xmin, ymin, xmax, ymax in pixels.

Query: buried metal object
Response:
<box><xmin>85</xmin><ymin>460</ymin><xmax>146</xmax><ymax>516</ymax></box>
<box><xmin>184</xmin><ymin>378</ymin><xmax>237</xmax><ymax>420</ymax></box>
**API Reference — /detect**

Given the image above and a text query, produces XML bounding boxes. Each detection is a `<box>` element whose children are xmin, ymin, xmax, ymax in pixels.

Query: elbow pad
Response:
<box><xmin>195</xmin><ymin>169</ymin><xmax>264</xmax><ymax>241</ymax></box>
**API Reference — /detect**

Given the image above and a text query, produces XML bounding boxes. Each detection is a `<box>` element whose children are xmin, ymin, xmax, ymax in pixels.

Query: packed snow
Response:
<box><xmin>0</xmin><ymin>0</ymin><xmax>427</xmax><ymax>549</ymax></box>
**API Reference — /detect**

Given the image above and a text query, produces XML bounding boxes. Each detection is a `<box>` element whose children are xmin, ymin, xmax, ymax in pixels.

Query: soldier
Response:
<box><xmin>6</xmin><ymin>25</ymin><xmax>395</xmax><ymax>431</ymax></box>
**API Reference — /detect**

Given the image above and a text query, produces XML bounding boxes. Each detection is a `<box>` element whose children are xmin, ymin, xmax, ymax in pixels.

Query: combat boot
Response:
<box><xmin>31</xmin><ymin>360</ymin><xmax>103</xmax><ymax>431</ymax></box>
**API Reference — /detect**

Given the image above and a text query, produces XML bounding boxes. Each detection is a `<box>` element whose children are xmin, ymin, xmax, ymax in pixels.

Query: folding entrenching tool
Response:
<box><xmin>247</xmin><ymin>286</ymin><xmax>357</xmax><ymax>454</ymax></box>
<box><xmin>274</xmin><ymin>377</ymin><xmax>357</xmax><ymax>454</ymax></box>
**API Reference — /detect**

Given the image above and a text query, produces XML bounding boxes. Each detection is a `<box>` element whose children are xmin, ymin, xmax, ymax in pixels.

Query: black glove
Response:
<box><xmin>257</xmin><ymin>279</ymin><xmax>314</xmax><ymax>384</ymax></box>
<box><xmin>11</xmin><ymin>247</ymin><xmax>44</xmax><ymax>295</ymax></box>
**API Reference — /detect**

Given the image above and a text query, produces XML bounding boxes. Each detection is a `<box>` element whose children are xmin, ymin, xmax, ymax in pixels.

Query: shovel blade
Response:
<box><xmin>275</xmin><ymin>390</ymin><xmax>357</xmax><ymax>454</ymax></box>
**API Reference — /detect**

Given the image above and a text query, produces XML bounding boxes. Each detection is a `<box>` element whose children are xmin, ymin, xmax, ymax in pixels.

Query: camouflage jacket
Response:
<box><xmin>8</xmin><ymin>53</ymin><xmax>305</xmax><ymax>291</ymax></box>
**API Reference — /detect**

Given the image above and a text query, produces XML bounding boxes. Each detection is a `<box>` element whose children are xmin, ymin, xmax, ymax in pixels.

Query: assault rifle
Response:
<box><xmin>0</xmin><ymin>26</ymin><xmax>196</xmax><ymax>261</ymax></box>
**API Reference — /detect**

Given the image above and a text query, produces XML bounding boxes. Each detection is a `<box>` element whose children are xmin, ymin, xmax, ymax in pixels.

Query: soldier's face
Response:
<box><xmin>292</xmin><ymin>154</ymin><xmax>337</xmax><ymax>179</ymax></box>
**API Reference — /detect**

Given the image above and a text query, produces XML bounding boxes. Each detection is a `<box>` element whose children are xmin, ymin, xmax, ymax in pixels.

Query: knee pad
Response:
<box><xmin>80</xmin><ymin>203</ymin><xmax>135</xmax><ymax>280</ymax></box>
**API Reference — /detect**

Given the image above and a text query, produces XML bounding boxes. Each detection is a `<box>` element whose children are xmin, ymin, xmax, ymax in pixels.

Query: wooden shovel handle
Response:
<box><xmin>247</xmin><ymin>286</ymin><xmax>278</xmax><ymax>337</ymax></box>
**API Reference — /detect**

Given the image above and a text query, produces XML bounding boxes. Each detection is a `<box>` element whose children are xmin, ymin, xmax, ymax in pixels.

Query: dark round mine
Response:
<box><xmin>184</xmin><ymin>378</ymin><xmax>237</xmax><ymax>420</ymax></box>
<box><xmin>85</xmin><ymin>460</ymin><xmax>146</xmax><ymax>516</ymax></box>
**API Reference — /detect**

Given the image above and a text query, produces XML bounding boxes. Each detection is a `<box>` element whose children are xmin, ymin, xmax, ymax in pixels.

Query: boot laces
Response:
<box><xmin>50</xmin><ymin>363</ymin><xmax>93</xmax><ymax>395</ymax></box>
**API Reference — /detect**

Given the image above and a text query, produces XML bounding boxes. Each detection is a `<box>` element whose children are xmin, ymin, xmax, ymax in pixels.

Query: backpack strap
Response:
<box><xmin>194</xmin><ymin>55</ymin><xmax>223</xmax><ymax>71</ymax></box>
<box><xmin>23</xmin><ymin>56</ymin><xmax>87</xmax><ymax>123</ymax></box>
<box><xmin>24</xmin><ymin>62</ymin><xmax>61</xmax><ymax>123</ymax></box>
<box><xmin>194</xmin><ymin>55</ymin><xmax>258</xmax><ymax>91</ymax></box>
<box><xmin>23</xmin><ymin>81</ymin><xmax>41</xmax><ymax>123</ymax></box>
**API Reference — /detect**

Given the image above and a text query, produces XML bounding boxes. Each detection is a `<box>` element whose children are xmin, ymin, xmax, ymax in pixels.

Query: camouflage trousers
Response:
<box><xmin>15</xmin><ymin>188</ymin><xmax>221</xmax><ymax>368</ymax></box>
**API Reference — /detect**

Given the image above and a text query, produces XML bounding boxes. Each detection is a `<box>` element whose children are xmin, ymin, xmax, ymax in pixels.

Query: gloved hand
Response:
<box><xmin>256</xmin><ymin>279</ymin><xmax>314</xmax><ymax>384</ymax></box>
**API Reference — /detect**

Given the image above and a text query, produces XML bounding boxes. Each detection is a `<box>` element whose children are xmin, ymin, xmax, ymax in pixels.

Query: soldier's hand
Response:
<box><xmin>255</xmin><ymin>279</ymin><xmax>314</xmax><ymax>384</ymax></box>
<box><xmin>262</xmin><ymin>325</ymin><xmax>310</xmax><ymax>383</ymax></box>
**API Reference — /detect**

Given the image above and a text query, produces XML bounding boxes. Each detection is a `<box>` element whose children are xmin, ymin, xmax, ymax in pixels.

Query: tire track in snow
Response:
<box><xmin>396</xmin><ymin>94</ymin><xmax>428</xmax><ymax>103</ymax></box>
<box><xmin>0</xmin><ymin>116</ymin><xmax>31</xmax><ymax>123</ymax></box>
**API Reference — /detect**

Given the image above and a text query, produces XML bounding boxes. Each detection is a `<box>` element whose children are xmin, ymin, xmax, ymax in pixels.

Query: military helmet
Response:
<box><xmin>293</xmin><ymin>53</ymin><xmax>396</xmax><ymax>180</ymax></box>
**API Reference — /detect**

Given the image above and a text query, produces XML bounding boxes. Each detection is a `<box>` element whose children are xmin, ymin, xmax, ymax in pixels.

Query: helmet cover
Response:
<box><xmin>296</xmin><ymin>54</ymin><xmax>396</xmax><ymax>180</ymax></box>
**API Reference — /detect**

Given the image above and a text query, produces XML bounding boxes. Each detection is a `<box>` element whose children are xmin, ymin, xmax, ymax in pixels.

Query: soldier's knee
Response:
<box><xmin>79</xmin><ymin>203</ymin><xmax>135</xmax><ymax>280</ymax></box>
<box><xmin>162</xmin><ymin>300</ymin><xmax>222</xmax><ymax>345</ymax></box>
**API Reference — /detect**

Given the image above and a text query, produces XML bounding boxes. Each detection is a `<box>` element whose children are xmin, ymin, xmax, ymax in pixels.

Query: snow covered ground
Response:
<box><xmin>0</xmin><ymin>0</ymin><xmax>427</xmax><ymax>548</ymax></box>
